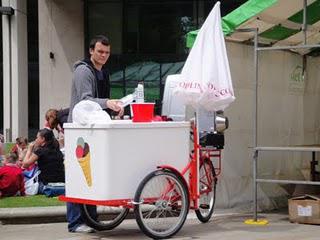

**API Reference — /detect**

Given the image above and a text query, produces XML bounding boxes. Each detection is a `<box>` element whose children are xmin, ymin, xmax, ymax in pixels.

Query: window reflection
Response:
<box><xmin>86</xmin><ymin>0</ymin><xmax>246</xmax><ymax>110</ymax></box>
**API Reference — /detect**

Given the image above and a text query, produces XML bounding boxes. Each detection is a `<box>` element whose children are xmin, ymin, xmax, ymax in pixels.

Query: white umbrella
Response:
<box><xmin>174</xmin><ymin>1</ymin><xmax>235</xmax><ymax>111</ymax></box>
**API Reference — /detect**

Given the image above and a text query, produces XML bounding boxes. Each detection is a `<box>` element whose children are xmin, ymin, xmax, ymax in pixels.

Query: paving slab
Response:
<box><xmin>1</xmin><ymin>210</ymin><xmax>320</xmax><ymax>240</ymax></box>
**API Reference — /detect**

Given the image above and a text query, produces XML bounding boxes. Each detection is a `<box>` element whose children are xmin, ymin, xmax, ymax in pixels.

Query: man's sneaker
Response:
<box><xmin>73</xmin><ymin>224</ymin><xmax>95</xmax><ymax>233</ymax></box>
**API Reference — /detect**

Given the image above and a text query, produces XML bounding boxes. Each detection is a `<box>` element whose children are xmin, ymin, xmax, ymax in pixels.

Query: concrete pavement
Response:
<box><xmin>1</xmin><ymin>211</ymin><xmax>320</xmax><ymax>240</ymax></box>
<box><xmin>0</xmin><ymin>205</ymin><xmax>135</xmax><ymax>224</ymax></box>
<box><xmin>0</xmin><ymin>206</ymin><xmax>66</xmax><ymax>224</ymax></box>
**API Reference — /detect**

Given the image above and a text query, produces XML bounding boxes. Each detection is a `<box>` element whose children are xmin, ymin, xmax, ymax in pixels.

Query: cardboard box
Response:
<box><xmin>288</xmin><ymin>195</ymin><xmax>320</xmax><ymax>225</ymax></box>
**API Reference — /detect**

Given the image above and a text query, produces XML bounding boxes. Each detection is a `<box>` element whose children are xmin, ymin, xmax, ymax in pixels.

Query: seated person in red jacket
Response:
<box><xmin>0</xmin><ymin>153</ymin><xmax>25</xmax><ymax>197</ymax></box>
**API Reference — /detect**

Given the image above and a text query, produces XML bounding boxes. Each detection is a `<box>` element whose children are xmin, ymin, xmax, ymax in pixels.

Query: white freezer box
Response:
<box><xmin>64</xmin><ymin>120</ymin><xmax>190</xmax><ymax>201</ymax></box>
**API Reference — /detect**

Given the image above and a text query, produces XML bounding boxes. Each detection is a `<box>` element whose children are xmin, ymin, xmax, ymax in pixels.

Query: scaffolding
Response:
<box><xmin>236</xmin><ymin>0</ymin><xmax>320</xmax><ymax>221</ymax></box>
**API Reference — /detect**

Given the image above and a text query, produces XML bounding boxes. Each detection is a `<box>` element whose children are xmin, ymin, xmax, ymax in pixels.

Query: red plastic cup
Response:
<box><xmin>131</xmin><ymin>103</ymin><xmax>155</xmax><ymax>122</ymax></box>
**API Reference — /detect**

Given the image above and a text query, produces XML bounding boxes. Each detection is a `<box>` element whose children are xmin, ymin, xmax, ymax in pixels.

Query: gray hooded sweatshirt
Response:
<box><xmin>67</xmin><ymin>61</ymin><xmax>108</xmax><ymax>122</ymax></box>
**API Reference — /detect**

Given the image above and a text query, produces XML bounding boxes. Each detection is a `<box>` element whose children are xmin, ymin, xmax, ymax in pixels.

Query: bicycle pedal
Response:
<box><xmin>199</xmin><ymin>204</ymin><xmax>210</xmax><ymax>209</ymax></box>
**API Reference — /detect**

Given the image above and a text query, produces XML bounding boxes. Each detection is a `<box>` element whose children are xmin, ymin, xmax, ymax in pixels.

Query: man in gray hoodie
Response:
<box><xmin>66</xmin><ymin>35</ymin><xmax>123</xmax><ymax>233</ymax></box>
<box><xmin>67</xmin><ymin>35</ymin><xmax>123</xmax><ymax>122</ymax></box>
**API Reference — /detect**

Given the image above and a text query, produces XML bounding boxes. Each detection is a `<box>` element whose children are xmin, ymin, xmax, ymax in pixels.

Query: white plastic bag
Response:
<box><xmin>174</xmin><ymin>2</ymin><xmax>235</xmax><ymax>111</ymax></box>
<box><xmin>24</xmin><ymin>170</ymin><xmax>41</xmax><ymax>196</ymax></box>
<box><xmin>72</xmin><ymin>100</ymin><xmax>111</xmax><ymax>125</ymax></box>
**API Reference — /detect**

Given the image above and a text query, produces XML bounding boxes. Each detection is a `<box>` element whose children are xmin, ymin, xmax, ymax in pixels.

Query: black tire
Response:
<box><xmin>134</xmin><ymin>170</ymin><xmax>189</xmax><ymax>239</ymax></box>
<box><xmin>195</xmin><ymin>158</ymin><xmax>217</xmax><ymax>223</ymax></box>
<box><xmin>80</xmin><ymin>204</ymin><xmax>129</xmax><ymax>231</ymax></box>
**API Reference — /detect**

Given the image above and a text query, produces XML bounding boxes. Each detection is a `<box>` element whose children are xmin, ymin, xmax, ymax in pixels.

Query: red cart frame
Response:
<box><xmin>60</xmin><ymin>118</ymin><xmax>222</xmax><ymax>239</ymax></box>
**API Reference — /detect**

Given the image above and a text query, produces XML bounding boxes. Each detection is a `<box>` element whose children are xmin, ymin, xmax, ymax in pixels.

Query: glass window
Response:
<box><xmin>27</xmin><ymin>0</ymin><xmax>39</xmax><ymax>139</ymax></box>
<box><xmin>86</xmin><ymin>0</ymin><xmax>247</xmax><ymax>113</ymax></box>
<box><xmin>125</xmin><ymin>0</ymin><xmax>194</xmax><ymax>55</ymax></box>
<box><xmin>87</xmin><ymin>0</ymin><xmax>123</xmax><ymax>54</ymax></box>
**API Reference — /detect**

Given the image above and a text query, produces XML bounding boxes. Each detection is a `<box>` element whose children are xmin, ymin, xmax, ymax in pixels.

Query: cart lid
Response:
<box><xmin>64</xmin><ymin>120</ymin><xmax>190</xmax><ymax>129</ymax></box>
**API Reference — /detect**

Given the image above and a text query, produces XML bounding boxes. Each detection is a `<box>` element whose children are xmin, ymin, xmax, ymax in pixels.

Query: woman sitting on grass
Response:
<box><xmin>23</xmin><ymin>128</ymin><xmax>65</xmax><ymax>194</ymax></box>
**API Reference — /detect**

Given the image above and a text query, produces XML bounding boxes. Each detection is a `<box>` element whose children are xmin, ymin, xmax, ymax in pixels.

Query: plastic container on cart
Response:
<box><xmin>135</xmin><ymin>83</ymin><xmax>144</xmax><ymax>103</ymax></box>
<box><xmin>162</xmin><ymin>74</ymin><xmax>186</xmax><ymax>121</ymax></box>
<box><xmin>64</xmin><ymin>120</ymin><xmax>190</xmax><ymax>201</ymax></box>
<box><xmin>131</xmin><ymin>103</ymin><xmax>155</xmax><ymax>122</ymax></box>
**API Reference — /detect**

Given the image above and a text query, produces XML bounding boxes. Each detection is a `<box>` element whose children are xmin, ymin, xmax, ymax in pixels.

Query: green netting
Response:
<box><xmin>258</xmin><ymin>0</ymin><xmax>320</xmax><ymax>40</ymax></box>
<box><xmin>259</xmin><ymin>25</ymin><xmax>300</xmax><ymax>40</ymax></box>
<box><xmin>289</xmin><ymin>0</ymin><xmax>320</xmax><ymax>24</ymax></box>
<box><xmin>186</xmin><ymin>0</ymin><xmax>277</xmax><ymax>48</ymax></box>
<box><xmin>186</xmin><ymin>30</ymin><xmax>199</xmax><ymax>48</ymax></box>
<box><xmin>186</xmin><ymin>0</ymin><xmax>320</xmax><ymax>49</ymax></box>
<box><xmin>222</xmin><ymin>0</ymin><xmax>277</xmax><ymax>35</ymax></box>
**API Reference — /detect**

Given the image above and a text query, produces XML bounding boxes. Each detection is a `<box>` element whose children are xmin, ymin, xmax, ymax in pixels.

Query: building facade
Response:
<box><xmin>3</xmin><ymin>1</ymin><xmax>320</xmax><ymax>210</ymax></box>
<box><xmin>1</xmin><ymin>0</ymin><xmax>244</xmax><ymax>140</ymax></box>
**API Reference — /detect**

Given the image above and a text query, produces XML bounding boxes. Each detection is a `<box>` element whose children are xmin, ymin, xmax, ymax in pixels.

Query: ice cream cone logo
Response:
<box><xmin>75</xmin><ymin>137</ymin><xmax>92</xmax><ymax>187</ymax></box>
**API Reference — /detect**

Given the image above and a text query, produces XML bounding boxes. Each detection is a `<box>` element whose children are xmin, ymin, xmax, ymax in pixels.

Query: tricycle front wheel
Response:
<box><xmin>80</xmin><ymin>204</ymin><xmax>129</xmax><ymax>231</ymax></box>
<box><xmin>134</xmin><ymin>169</ymin><xmax>189</xmax><ymax>239</ymax></box>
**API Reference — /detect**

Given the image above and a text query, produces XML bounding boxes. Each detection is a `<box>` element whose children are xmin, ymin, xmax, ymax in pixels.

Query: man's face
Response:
<box><xmin>90</xmin><ymin>42</ymin><xmax>110</xmax><ymax>67</ymax></box>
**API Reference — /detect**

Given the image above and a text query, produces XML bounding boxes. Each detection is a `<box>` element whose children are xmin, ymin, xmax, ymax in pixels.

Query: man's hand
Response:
<box><xmin>106</xmin><ymin>100</ymin><xmax>124</xmax><ymax>117</ymax></box>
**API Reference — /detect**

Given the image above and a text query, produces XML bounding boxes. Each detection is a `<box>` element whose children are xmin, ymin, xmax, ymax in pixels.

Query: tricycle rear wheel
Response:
<box><xmin>80</xmin><ymin>204</ymin><xmax>129</xmax><ymax>231</ymax></box>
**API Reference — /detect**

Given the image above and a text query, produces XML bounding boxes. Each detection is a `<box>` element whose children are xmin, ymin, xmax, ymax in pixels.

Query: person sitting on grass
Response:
<box><xmin>0</xmin><ymin>153</ymin><xmax>25</xmax><ymax>197</ymax></box>
<box><xmin>11</xmin><ymin>137</ymin><xmax>28</xmax><ymax>157</ymax></box>
<box><xmin>17</xmin><ymin>148</ymin><xmax>36</xmax><ymax>172</ymax></box>
<box><xmin>22</xmin><ymin>128</ymin><xmax>65</xmax><ymax>194</ymax></box>
<box><xmin>44</xmin><ymin>108</ymin><xmax>67</xmax><ymax>148</ymax></box>
<box><xmin>16</xmin><ymin>149</ymin><xmax>26</xmax><ymax>168</ymax></box>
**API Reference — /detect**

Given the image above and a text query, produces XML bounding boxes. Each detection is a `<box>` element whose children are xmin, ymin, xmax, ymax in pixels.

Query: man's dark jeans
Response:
<box><xmin>66</xmin><ymin>202</ymin><xmax>97</xmax><ymax>232</ymax></box>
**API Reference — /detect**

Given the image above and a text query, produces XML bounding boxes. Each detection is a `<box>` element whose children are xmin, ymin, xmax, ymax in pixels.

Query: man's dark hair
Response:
<box><xmin>89</xmin><ymin>35</ymin><xmax>110</xmax><ymax>50</ymax></box>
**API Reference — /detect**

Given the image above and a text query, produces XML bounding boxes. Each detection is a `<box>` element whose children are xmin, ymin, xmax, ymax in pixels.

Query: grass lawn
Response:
<box><xmin>0</xmin><ymin>195</ymin><xmax>65</xmax><ymax>208</ymax></box>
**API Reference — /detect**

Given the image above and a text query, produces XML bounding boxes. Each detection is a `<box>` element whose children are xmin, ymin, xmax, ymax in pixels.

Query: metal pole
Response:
<box><xmin>122</xmin><ymin>68</ymin><xmax>126</xmax><ymax>96</ymax></box>
<box><xmin>236</xmin><ymin>27</ymin><xmax>260</xmax><ymax>221</ymax></box>
<box><xmin>253</xmin><ymin>28</ymin><xmax>258</xmax><ymax>148</ymax></box>
<box><xmin>253</xmin><ymin>150</ymin><xmax>258</xmax><ymax>221</ymax></box>
<box><xmin>256</xmin><ymin>179</ymin><xmax>320</xmax><ymax>185</ymax></box>
<box><xmin>257</xmin><ymin>44</ymin><xmax>320</xmax><ymax>51</ymax></box>
<box><xmin>159</xmin><ymin>63</ymin><xmax>163</xmax><ymax>99</ymax></box>
<box><xmin>302</xmin><ymin>0</ymin><xmax>307</xmax><ymax>45</ymax></box>
<box><xmin>302</xmin><ymin>0</ymin><xmax>308</xmax><ymax>110</ymax></box>
<box><xmin>253</xmin><ymin>28</ymin><xmax>259</xmax><ymax>222</ymax></box>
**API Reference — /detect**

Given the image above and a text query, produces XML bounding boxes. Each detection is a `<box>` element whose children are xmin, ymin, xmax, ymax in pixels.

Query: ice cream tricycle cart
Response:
<box><xmin>59</xmin><ymin>110</ymin><xmax>227</xmax><ymax>239</ymax></box>
<box><xmin>59</xmin><ymin>2</ymin><xmax>233</xmax><ymax>237</ymax></box>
